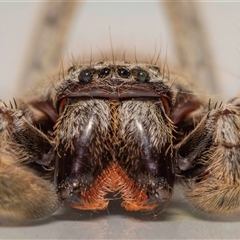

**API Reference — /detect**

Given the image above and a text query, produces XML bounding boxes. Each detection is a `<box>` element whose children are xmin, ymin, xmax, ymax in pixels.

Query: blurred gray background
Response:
<box><xmin>1</xmin><ymin>1</ymin><xmax>240</xmax><ymax>99</ymax></box>
<box><xmin>1</xmin><ymin>1</ymin><xmax>240</xmax><ymax>239</ymax></box>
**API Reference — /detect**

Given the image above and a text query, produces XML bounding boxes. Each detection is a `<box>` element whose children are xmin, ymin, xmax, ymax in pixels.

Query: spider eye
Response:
<box><xmin>117</xmin><ymin>67</ymin><xmax>131</xmax><ymax>78</ymax></box>
<box><xmin>133</xmin><ymin>69</ymin><xmax>150</xmax><ymax>83</ymax></box>
<box><xmin>99</xmin><ymin>67</ymin><xmax>111</xmax><ymax>78</ymax></box>
<box><xmin>78</xmin><ymin>68</ymin><xmax>94</xmax><ymax>84</ymax></box>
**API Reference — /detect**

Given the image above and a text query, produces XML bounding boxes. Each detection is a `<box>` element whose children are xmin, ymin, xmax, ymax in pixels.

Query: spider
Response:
<box><xmin>0</xmin><ymin>60</ymin><xmax>240</xmax><ymax>220</ymax></box>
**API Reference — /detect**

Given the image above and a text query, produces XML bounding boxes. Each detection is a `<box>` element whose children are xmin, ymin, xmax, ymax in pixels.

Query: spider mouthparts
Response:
<box><xmin>146</xmin><ymin>189</ymin><xmax>171</xmax><ymax>204</ymax></box>
<box><xmin>66</xmin><ymin>86</ymin><xmax>161</xmax><ymax>101</ymax></box>
<box><xmin>66</xmin><ymin>192</ymin><xmax>84</xmax><ymax>205</ymax></box>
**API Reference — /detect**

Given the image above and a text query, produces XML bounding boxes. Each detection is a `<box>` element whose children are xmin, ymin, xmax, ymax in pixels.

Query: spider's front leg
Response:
<box><xmin>0</xmin><ymin>101</ymin><xmax>59</xmax><ymax>220</ymax></box>
<box><xmin>175</xmin><ymin>98</ymin><xmax>240</xmax><ymax>214</ymax></box>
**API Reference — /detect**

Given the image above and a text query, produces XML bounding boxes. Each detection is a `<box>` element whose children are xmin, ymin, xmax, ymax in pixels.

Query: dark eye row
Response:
<box><xmin>77</xmin><ymin>67</ymin><xmax>150</xmax><ymax>84</ymax></box>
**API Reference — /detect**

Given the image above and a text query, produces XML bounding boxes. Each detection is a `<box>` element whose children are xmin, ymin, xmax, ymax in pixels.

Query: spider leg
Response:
<box><xmin>175</xmin><ymin>99</ymin><xmax>240</xmax><ymax>214</ymax></box>
<box><xmin>0</xmin><ymin>101</ymin><xmax>59</xmax><ymax>220</ymax></box>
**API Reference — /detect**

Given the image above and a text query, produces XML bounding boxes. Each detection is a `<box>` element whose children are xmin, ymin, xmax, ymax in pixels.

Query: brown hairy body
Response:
<box><xmin>0</xmin><ymin>61</ymin><xmax>240</xmax><ymax>220</ymax></box>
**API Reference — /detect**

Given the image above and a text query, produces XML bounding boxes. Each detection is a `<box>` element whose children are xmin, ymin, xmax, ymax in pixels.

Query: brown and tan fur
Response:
<box><xmin>0</xmin><ymin>60</ymin><xmax>240</xmax><ymax>220</ymax></box>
